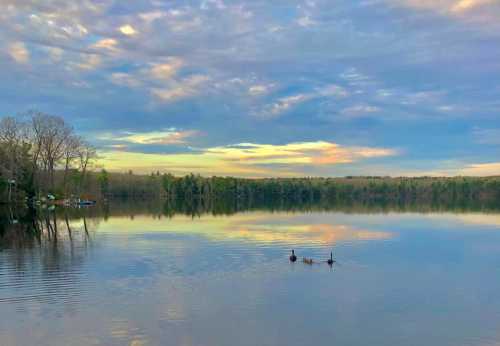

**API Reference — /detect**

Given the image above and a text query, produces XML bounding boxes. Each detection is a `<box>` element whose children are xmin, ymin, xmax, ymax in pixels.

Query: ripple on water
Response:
<box><xmin>0</xmin><ymin>246</ymin><xmax>91</xmax><ymax>309</ymax></box>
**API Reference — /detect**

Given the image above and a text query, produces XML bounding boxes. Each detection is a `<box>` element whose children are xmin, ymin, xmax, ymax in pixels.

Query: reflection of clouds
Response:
<box><xmin>444</xmin><ymin>213</ymin><xmax>500</xmax><ymax>228</ymax></box>
<box><xmin>222</xmin><ymin>223</ymin><xmax>392</xmax><ymax>246</ymax></box>
<box><xmin>377</xmin><ymin>212</ymin><xmax>500</xmax><ymax>229</ymax></box>
<box><xmin>98</xmin><ymin>212</ymin><xmax>393</xmax><ymax>247</ymax></box>
<box><xmin>109</xmin><ymin>319</ymin><xmax>148</xmax><ymax>346</ymax></box>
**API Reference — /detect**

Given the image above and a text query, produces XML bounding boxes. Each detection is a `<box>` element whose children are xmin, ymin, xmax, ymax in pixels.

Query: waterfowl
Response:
<box><xmin>303</xmin><ymin>257</ymin><xmax>314</xmax><ymax>265</ymax></box>
<box><xmin>327</xmin><ymin>252</ymin><xmax>334</xmax><ymax>266</ymax></box>
<box><xmin>289</xmin><ymin>249</ymin><xmax>297</xmax><ymax>262</ymax></box>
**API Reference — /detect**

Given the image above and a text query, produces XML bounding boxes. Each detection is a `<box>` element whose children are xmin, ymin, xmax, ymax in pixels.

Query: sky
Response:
<box><xmin>0</xmin><ymin>0</ymin><xmax>499</xmax><ymax>177</ymax></box>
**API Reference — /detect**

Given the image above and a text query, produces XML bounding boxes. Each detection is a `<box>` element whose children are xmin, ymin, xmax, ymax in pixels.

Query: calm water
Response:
<box><xmin>2</xmin><ymin>204</ymin><xmax>500</xmax><ymax>346</ymax></box>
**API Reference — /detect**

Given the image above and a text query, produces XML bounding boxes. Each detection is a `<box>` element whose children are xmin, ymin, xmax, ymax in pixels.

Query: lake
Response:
<box><xmin>1</xmin><ymin>202</ymin><xmax>500</xmax><ymax>346</ymax></box>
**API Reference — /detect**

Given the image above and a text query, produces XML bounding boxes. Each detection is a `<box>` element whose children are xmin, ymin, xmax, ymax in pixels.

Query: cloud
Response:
<box><xmin>261</xmin><ymin>84</ymin><xmax>348</xmax><ymax>118</ymax></box>
<box><xmin>92</xmin><ymin>38</ymin><xmax>118</xmax><ymax>51</ymax></box>
<box><xmin>114</xmin><ymin>129</ymin><xmax>199</xmax><ymax>145</ymax></box>
<box><xmin>149</xmin><ymin>58</ymin><xmax>183</xmax><ymax>80</ymax></box>
<box><xmin>266</xmin><ymin>94</ymin><xmax>309</xmax><ymax>116</ymax></box>
<box><xmin>8</xmin><ymin>42</ymin><xmax>29</xmax><ymax>64</ymax></box>
<box><xmin>297</xmin><ymin>15</ymin><xmax>318</xmax><ymax>27</ymax></box>
<box><xmin>109</xmin><ymin>72</ymin><xmax>142</xmax><ymax>88</ymax></box>
<box><xmin>392</xmin><ymin>0</ymin><xmax>500</xmax><ymax>24</ymax></box>
<box><xmin>151</xmin><ymin>75</ymin><xmax>209</xmax><ymax>103</ymax></box>
<box><xmin>459</xmin><ymin>162</ymin><xmax>500</xmax><ymax>176</ymax></box>
<box><xmin>201</xmin><ymin>0</ymin><xmax>228</xmax><ymax>11</ymax></box>
<box><xmin>400</xmin><ymin>91</ymin><xmax>445</xmax><ymax>106</ymax></box>
<box><xmin>101</xmin><ymin>213</ymin><xmax>393</xmax><ymax>248</ymax></box>
<box><xmin>248</xmin><ymin>84</ymin><xmax>274</xmax><ymax>96</ymax></box>
<box><xmin>108</xmin><ymin>58</ymin><xmax>184</xmax><ymax>90</ymax></box>
<box><xmin>139</xmin><ymin>11</ymin><xmax>168</xmax><ymax>23</ymax></box>
<box><xmin>119</xmin><ymin>24</ymin><xmax>137</xmax><ymax>36</ymax></box>
<box><xmin>341</xmin><ymin>105</ymin><xmax>380</xmax><ymax>117</ymax></box>
<box><xmin>340</xmin><ymin>68</ymin><xmax>373</xmax><ymax>86</ymax></box>
<box><xmin>74</xmin><ymin>53</ymin><xmax>101</xmax><ymax>70</ymax></box>
<box><xmin>46</xmin><ymin>47</ymin><xmax>63</xmax><ymax>62</ymax></box>
<box><xmin>0</xmin><ymin>0</ymin><xmax>499</xmax><ymax>178</ymax></box>
<box><xmin>98</xmin><ymin>140</ymin><xmax>398</xmax><ymax>177</ymax></box>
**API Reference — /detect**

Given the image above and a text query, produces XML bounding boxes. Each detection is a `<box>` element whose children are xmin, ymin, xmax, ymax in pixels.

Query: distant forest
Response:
<box><xmin>1</xmin><ymin>111</ymin><xmax>500</xmax><ymax>207</ymax></box>
<box><xmin>95</xmin><ymin>172</ymin><xmax>500</xmax><ymax>208</ymax></box>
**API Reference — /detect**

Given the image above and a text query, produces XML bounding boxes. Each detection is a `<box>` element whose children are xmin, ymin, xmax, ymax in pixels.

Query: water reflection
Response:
<box><xmin>0</xmin><ymin>207</ymin><xmax>95</xmax><ymax>307</ymax></box>
<box><xmin>1</xmin><ymin>201</ymin><xmax>500</xmax><ymax>346</ymax></box>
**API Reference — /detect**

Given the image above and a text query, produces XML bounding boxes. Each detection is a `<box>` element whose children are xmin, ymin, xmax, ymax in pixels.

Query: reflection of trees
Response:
<box><xmin>0</xmin><ymin>207</ymin><xmax>99</xmax><ymax>305</ymax></box>
<box><xmin>11</xmin><ymin>197</ymin><xmax>492</xmax><ymax>223</ymax></box>
<box><xmin>106</xmin><ymin>196</ymin><xmax>500</xmax><ymax>219</ymax></box>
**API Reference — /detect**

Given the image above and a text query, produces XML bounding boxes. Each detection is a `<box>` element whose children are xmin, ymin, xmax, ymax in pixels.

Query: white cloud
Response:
<box><xmin>392</xmin><ymin>0</ymin><xmax>500</xmax><ymax>25</ymax></box>
<box><xmin>268</xmin><ymin>94</ymin><xmax>309</xmax><ymax>115</ymax></box>
<box><xmin>437</xmin><ymin>105</ymin><xmax>455</xmax><ymax>112</ymax></box>
<box><xmin>151</xmin><ymin>75</ymin><xmax>209</xmax><ymax>103</ymax></box>
<box><xmin>340</xmin><ymin>68</ymin><xmax>373</xmax><ymax>86</ymax></box>
<box><xmin>92</xmin><ymin>38</ymin><xmax>118</xmax><ymax>51</ymax></box>
<box><xmin>46</xmin><ymin>47</ymin><xmax>63</xmax><ymax>62</ymax></box>
<box><xmin>109</xmin><ymin>73</ymin><xmax>142</xmax><ymax>88</ymax></box>
<box><xmin>317</xmin><ymin>85</ymin><xmax>349</xmax><ymax>98</ymax></box>
<box><xmin>8</xmin><ymin>42</ymin><xmax>29</xmax><ymax>64</ymax></box>
<box><xmin>74</xmin><ymin>53</ymin><xmax>101</xmax><ymax>70</ymax></box>
<box><xmin>341</xmin><ymin>105</ymin><xmax>380</xmax><ymax>117</ymax></box>
<box><xmin>401</xmin><ymin>91</ymin><xmax>445</xmax><ymax>105</ymax></box>
<box><xmin>297</xmin><ymin>15</ymin><xmax>317</xmax><ymax>27</ymax></box>
<box><xmin>100</xmin><ymin>129</ymin><xmax>199</xmax><ymax>145</ymax></box>
<box><xmin>139</xmin><ymin>11</ymin><xmax>167</xmax><ymax>23</ymax></box>
<box><xmin>261</xmin><ymin>84</ymin><xmax>348</xmax><ymax>118</ymax></box>
<box><xmin>248</xmin><ymin>84</ymin><xmax>274</xmax><ymax>96</ymax></box>
<box><xmin>201</xmin><ymin>0</ymin><xmax>227</xmax><ymax>10</ymax></box>
<box><xmin>119</xmin><ymin>24</ymin><xmax>137</xmax><ymax>36</ymax></box>
<box><xmin>149</xmin><ymin>58</ymin><xmax>183</xmax><ymax>80</ymax></box>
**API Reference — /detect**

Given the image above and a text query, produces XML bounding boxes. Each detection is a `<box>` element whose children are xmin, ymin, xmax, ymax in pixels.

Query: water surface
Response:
<box><xmin>1</xmin><ymin>204</ymin><xmax>500</xmax><ymax>346</ymax></box>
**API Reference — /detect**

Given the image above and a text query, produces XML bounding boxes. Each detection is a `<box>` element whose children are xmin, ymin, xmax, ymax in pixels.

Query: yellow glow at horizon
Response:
<box><xmin>98</xmin><ymin>140</ymin><xmax>397</xmax><ymax>177</ymax></box>
<box><xmin>98</xmin><ymin>150</ymin><xmax>285</xmax><ymax>177</ymax></box>
<box><xmin>460</xmin><ymin>162</ymin><xmax>500</xmax><ymax>176</ymax></box>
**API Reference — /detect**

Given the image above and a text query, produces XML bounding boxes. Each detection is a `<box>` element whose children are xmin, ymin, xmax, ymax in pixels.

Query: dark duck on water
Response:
<box><xmin>289</xmin><ymin>250</ymin><xmax>297</xmax><ymax>262</ymax></box>
<box><xmin>327</xmin><ymin>252</ymin><xmax>334</xmax><ymax>266</ymax></box>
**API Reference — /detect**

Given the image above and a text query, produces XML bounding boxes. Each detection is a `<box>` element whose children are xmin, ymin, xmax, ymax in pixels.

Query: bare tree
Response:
<box><xmin>1</xmin><ymin>110</ymin><xmax>98</xmax><ymax>202</ymax></box>
<box><xmin>29</xmin><ymin>112</ymin><xmax>72</xmax><ymax>191</ymax></box>
<box><xmin>62</xmin><ymin>135</ymin><xmax>82</xmax><ymax>195</ymax></box>
<box><xmin>76</xmin><ymin>140</ymin><xmax>97</xmax><ymax>195</ymax></box>
<box><xmin>0</xmin><ymin>116</ymin><xmax>31</xmax><ymax>201</ymax></box>
<box><xmin>0</xmin><ymin>116</ymin><xmax>24</xmax><ymax>179</ymax></box>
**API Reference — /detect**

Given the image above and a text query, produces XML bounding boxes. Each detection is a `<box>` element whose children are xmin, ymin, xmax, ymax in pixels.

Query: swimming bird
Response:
<box><xmin>303</xmin><ymin>257</ymin><xmax>314</xmax><ymax>265</ymax></box>
<box><xmin>289</xmin><ymin>249</ymin><xmax>297</xmax><ymax>262</ymax></box>
<box><xmin>327</xmin><ymin>252</ymin><xmax>334</xmax><ymax>266</ymax></box>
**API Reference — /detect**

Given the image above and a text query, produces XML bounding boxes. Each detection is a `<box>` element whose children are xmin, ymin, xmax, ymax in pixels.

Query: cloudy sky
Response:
<box><xmin>1</xmin><ymin>0</ymin><xmax>499</xmax><ymax>177</ymax></box>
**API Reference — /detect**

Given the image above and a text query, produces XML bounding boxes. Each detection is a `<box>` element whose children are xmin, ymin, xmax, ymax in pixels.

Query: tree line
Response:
<box><xmin>2</xmin><ymin>111</ymin><xmax>500</xmax><ymax>207</ymax></box>
<box><xmin>91</xmin><ymin>172</ymin><xmax>500</xmax><ymax>208</ymax></box>
<box><xmin>160</xmin><ymin>174</ymin><xmax>500</xmax><ymax>206</ymax></box>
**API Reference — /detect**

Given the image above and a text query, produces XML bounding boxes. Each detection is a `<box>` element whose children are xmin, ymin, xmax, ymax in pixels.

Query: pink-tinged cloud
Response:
<box><xmin>111</xmin><ymin>129</ymin><xmax>200</xmax><ymax>145</ymax></box>
<box><xmin>98</xmin><ymin>140</ymin><xmax>399</xmax><ymax>177</ymax></box>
